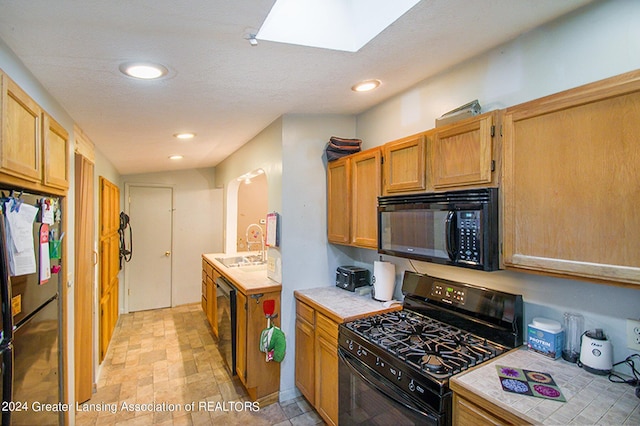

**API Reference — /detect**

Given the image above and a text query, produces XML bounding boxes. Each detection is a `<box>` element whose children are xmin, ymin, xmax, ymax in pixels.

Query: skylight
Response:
<box><xmin>256</xmin><ymin>0</ymin><xmax>421</xmax><ymax>52</ymax></box>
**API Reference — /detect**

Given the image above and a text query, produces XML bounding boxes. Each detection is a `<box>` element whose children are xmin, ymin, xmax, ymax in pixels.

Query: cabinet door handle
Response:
<box><xmin>165</xmin><ymin>251</ymin><xmax>171</xmax><ymax>257</ymax></box>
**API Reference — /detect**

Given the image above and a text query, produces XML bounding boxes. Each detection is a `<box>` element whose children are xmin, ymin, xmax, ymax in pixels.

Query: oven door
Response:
<box><xmin>338</xmin><ymin>349</ymin><xmax>444</xmax><ymax>425</ymax></box>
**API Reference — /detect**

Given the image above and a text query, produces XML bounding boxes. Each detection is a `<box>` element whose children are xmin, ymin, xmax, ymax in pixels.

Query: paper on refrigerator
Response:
<box><xmin>39</xmin><ymin>224</ymin><xmax>51</xmax><ymax>284</ymax></box>
<box><xmin>4</xmin><ymin>201</ymin><xmax>38</xmax><ymax>276</ymax></box>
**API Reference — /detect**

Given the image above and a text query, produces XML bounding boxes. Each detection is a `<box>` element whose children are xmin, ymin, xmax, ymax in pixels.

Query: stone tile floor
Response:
<box><xmin>75</xmin><ymin>303</ymin><xmax>325</xmax><ymax>425</ymax></box>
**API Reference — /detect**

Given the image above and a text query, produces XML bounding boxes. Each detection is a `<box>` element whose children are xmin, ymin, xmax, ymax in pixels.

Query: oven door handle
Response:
<box><xmin>338</xmin><ymin>349</ymin><xmax>439</xmax><ymax>422</ymax></box>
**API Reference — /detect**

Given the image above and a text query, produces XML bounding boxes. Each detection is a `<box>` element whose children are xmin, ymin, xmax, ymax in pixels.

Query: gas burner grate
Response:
<box><xmin>345</xmin><ymin>310</ymin><xmax>506</xmax><ymax>378</ymax></box>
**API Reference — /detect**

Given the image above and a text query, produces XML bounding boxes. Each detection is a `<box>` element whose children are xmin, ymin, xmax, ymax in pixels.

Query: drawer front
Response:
<box><xmin>296</xmin><ymin>300</ymin><xmax>315</xmax><ymax>325</ymax></box>
<box><xmin>203</xmin><ymin>260</ymin><xmax>213</xmax><ymax>277</ymax></box>
<box><xmin>316</xmin><ymin>313</ymin><xmax>339</xmax><ymax>342</ymax></box>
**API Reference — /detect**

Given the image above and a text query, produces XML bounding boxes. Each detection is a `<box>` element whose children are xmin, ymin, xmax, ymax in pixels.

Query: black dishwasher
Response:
<box><xmin>215</xmin><ymin>276</ymin><xmax>236</xmax><ymax>376</ymax></box>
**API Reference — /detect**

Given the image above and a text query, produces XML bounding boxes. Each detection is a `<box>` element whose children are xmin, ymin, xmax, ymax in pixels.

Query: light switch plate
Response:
<box><xmin>626</xmin><ymin>319</ymin><xmax>640</xmax><ymax>351</ymax></box>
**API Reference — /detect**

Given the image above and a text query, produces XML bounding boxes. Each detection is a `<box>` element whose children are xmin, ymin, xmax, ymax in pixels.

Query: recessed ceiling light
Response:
<box><xmin>173</xmin><ymin>132</ymin><xmax>195</xmax><ymax>140</ymax></box>
<box><xmin>352</xmin><ymin>79</ymin><xmax>381</xmax><ymax>92</ymax></box>
<box><xmin>169</xmin><ymin>155</ymin><xmax>183</xmax><ymax>160</ymax></box>
<box><xmin>119</xmin><ymin>62</ymin><xmax>168</xmax><ymax>80</ymax></box>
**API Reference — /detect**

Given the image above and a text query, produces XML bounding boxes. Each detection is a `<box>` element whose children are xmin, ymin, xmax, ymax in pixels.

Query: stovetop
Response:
<box><xmin>337</xmin><ymin>271</ymin><xmax>522</xmax><ymax>421</ymax></box>
<box><xmin>343</xmin><ymin>309</ymin><xmax>507</xmax><ymax>380</ymax></box>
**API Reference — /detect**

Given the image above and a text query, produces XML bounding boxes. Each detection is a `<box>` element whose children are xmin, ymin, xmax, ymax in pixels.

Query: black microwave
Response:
<box><xmin>378</xmin><ymin>188</ymin><xmax>499</xmax><ymax>271</ymax></box>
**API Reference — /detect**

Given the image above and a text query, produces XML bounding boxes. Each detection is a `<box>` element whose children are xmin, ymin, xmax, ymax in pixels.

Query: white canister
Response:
<box><xmin>372</xmin><ymin>261</ymin><xmax>395</xmax><ymax>302</ymax></box>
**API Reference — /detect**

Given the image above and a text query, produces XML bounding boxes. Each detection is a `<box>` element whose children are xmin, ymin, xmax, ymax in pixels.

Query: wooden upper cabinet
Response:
<box><xmin>43</xmin><ymin>113</ymin><xmax>69</xmax><ymax>190</ymax></box>
<box><xmin>351</xmin><ymin>148</ymin><xmax>381</xmax><ymax>248</ymax></box>
<box><xmin>431</xmin><ymin>112</ymin><xmax>496</xmax><ymax>189</ymax></box>
<box><xmin>1</xmin><ymin>72</ymin><xmax>42</xmax><ymax>183</ymax></box>
<box><xmin>383</xmin><ymin>134</ymin><xmax>426</xmax><ymax>194</ymax></box>
<box><xmin>327</xmin><ymin>157</ymin><xmax>351</xmax><ymax>245</ymax></box>
<box><xmin>502</xmin><ymin>70</ymin><xmax>640</xmax><ymax>286</ymax></box>
<box><xmin>327</xmin><ymin>147</ymin><xmax>381</xmax><ymax>248</ymax></box>
<box><xmin>0</xmin><ymin>70</ymin><xmax>69</xmax><ymax>194</ymax></box>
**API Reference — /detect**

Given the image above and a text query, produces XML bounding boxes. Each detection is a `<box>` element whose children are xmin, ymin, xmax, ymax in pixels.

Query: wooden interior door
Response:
<box><xmin>98</xmin><ymin>177</ymin><xmax>120</xmax><ymax>361</ymax></box>
<box><xmin>74</xmin><ymin>154</ymin><xmax>94</xmax><ymax>402</ymax></box>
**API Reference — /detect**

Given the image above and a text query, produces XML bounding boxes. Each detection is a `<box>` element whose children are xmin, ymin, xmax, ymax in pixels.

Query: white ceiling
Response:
<box><xmin>0</xmin><ymin>0</ymin><xmax>593</xmax><ymax>175</ymax></box>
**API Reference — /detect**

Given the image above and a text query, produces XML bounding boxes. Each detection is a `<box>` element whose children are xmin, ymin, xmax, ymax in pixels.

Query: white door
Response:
<box><xmin>127</xmin><ymin>185</ymin><xmax>173</xmax><ymax>311</ymax></box>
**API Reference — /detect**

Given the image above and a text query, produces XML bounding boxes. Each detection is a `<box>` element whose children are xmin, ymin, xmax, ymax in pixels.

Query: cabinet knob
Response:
<box><xmin>165</xmin><ymin>251</ymin><xmax>171</xmax><ymax>257</ymax></box>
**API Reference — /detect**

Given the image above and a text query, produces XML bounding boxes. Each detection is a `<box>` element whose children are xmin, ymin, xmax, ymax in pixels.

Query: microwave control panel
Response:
<box><xmin>457</xmin><ymin>210</ymin><xmax>481</xmax><ymax>263</ymax></box>
<box><xmin>431</xmin><ymin>281</ymin><xmax>466</xmax><ymax>305</ymax></box>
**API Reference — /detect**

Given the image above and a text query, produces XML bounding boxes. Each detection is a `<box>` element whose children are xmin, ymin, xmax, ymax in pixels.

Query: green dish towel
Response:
<box><xmin>259</xmin><ymin>325</ymin><xmax>286</xmax><ymax>362</ymax></box>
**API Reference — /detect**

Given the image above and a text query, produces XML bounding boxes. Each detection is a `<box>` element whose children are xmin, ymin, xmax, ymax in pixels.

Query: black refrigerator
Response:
<box><xmin>0</xmin><ymin>190</ymin><xmax>63</xmax><ymax>426</ymax></box>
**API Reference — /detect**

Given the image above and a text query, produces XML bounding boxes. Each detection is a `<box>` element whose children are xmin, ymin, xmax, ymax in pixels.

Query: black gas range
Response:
<box><xmin>338</xmin><ymin>271</ymin><xmax>523</xmax><ymax>425</ymax></box>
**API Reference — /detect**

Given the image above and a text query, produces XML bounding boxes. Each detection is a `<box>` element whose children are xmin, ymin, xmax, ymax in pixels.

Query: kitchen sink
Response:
<box><xmin>215</xmin><ymin>255</ymin><xmax>266</xmax><ymax>268</ymax></box>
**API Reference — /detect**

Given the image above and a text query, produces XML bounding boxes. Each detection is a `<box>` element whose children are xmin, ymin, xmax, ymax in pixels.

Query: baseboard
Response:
<box><xmin>279</xmin><ymin>387</ymin><xmax>302</xmax><ymax>403</ymax></box>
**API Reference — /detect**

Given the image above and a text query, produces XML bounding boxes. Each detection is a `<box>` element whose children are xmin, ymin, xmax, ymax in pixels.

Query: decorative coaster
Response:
<box><xmin>496</xmin><ymin>365</ymin><xmax>566</xmax><ymax>402</ymax></box>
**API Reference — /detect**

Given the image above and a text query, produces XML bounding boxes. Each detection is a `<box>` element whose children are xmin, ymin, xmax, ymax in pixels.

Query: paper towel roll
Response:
<box><xmin>373</xmin><ymin>261</ymin><xmax>395</xmax><ymax>302</ymax></box>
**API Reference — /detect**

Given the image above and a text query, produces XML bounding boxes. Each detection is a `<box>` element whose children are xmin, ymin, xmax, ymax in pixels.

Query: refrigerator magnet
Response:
<box><xmin>39</xmin><ymin>224</ymin><xmax>51</xmax><ymax>285</ymax></box>
<box><xmin>40</xmin><ymin>198</ymin><xmax>55</xmax><ymax>225</ymax></box>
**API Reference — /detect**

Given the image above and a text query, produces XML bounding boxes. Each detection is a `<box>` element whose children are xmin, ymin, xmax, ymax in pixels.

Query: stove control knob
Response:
<box><xmin>357</xmin><ymin>346</ymin><xmax>362</xmax><ymax>356</ymax></box>
<box><xmin>409</xmin><ymin>380</ymin><xmax>415</xmax><ymax>391</ymax></box>
<box><xmin>397</xmin><ymin>371</ymin><xmax>402</xmax><ymax>381</ymax></box>
<box><xmin>348</xmin><ymin>341</ymin><xmax>353</xmax><ymax>351</ymax></box>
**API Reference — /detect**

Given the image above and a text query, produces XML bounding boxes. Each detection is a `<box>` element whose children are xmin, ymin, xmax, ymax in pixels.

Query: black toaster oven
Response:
<box><xmin>336</xmin><ymin>266</ymin><xmax>370</xmax><ymax>291</ymax></box>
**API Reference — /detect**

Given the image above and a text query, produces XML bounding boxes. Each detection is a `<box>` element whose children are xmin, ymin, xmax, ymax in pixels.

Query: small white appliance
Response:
<box><xmin>372</xmin><ymin>261</ymin><xmax>395</xmax><ymax>302</ymax></box>
<box><xmin>578</xmin><ymin>329</ymin><xmax>613</xmax><ymax>375</ymax></box>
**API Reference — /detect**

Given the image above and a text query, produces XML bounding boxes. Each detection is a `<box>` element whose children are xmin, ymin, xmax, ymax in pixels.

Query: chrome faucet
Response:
<box><xmin>245</xmin><ymin>223</ymin><xmax>266</xmax><ymax>262</ymax></box>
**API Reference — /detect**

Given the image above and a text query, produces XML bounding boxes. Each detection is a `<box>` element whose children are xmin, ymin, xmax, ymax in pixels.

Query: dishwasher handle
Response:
<box><xmin>216</xmin><ymin>276</ymin><xmax>234</xmax><ymax>296</ymax></box>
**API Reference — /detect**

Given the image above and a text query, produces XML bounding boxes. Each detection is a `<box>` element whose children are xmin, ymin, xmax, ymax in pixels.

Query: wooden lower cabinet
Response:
<box><xmin>236</xmin><ymin>291</ymin><xmax>248</xmax><ymax>384</ymax></box>
<box><xmin>451</xmin><ymin>382</ymin><xmax>532</xmax><ymax>426</ymax></box>
<box><xmin>453</xmin><ymin>394</ymin><xmax>511</xmax><ymax>426</ymax></box>
<box><xmin>295</xmin><ymin>301</ymin><xmax>315</xmax><ymax>403</ymax></box>
<box><xmin>295</xmin><ymin>299</ymin><xmax>339</xmax><ymax>426</ymax></box>
<box><xmin>236</xmin><ymin>289</ymin><xmax>281</xmax><ymax>403</ymax></box>
<box><xmin>201</xmin><ymin>258</ymin><xmax>217</xmax><ymax>337</ymax></box>
<box><xmin>315</xmin><ymin>313</ymin><xmax>339</xmax><ymax>425</ymax></box>
<box><xmin>201</xmin><ymin>257</ymin><xmax>281</xmax><ymax>403</ymax></box>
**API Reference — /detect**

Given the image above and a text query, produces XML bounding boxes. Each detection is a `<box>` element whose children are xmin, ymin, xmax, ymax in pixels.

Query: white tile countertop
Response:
<box><xmin>450</xmin><ymin>347</ymin><xmax>640</xmax><ymax>425</ymax></box>
<box><xmin>294</xmin><ymin>286</ymin><xmax>402</xmax><ymax>323</ymax></box>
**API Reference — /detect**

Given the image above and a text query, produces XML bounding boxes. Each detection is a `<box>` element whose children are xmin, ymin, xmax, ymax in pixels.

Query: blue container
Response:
<box><xmin>527</xmin><ymin>317</ymin><xmax>564</xmax><ymax>360</ymax></box>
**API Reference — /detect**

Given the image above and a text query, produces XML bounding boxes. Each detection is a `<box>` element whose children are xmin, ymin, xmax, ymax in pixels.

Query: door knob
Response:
<box><xmin>165</xmin><ymin>251</ymin><xmax>171</xmax><ymax>257</ymax></box>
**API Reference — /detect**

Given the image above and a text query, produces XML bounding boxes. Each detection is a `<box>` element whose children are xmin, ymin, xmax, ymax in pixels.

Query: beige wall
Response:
<box><xmin>353</xmin><ymin>0</ymin><xmax>640</xmax><ymax>366</ymax></box>
<box><xmin>215</xmin><ymin>117</ymin><xmax>283</xmax><ymax>254</ymax></box>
